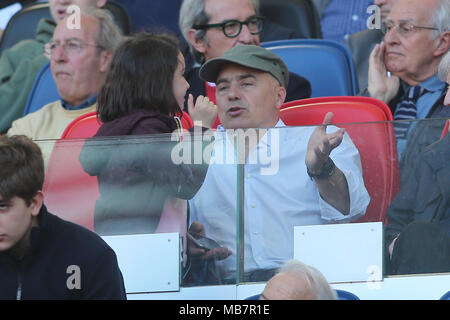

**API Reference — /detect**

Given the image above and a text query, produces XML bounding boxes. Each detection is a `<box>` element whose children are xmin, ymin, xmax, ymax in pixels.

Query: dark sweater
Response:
<box><xmin>79</xmin><ymin>109</ymin><xmax>209</xmax><ymax>235</ymax></box>
<box><xmin>0</xmin><ymin>205</ymin><xmax>126</xmax><ymax>300</ymax></box>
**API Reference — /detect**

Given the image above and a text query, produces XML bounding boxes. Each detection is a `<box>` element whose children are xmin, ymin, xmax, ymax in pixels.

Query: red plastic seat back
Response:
<box><xmin>45</xmin><ymin>111</ymin><xmax>193</xmax><ymax>233</ymax></box>
<box><xmin>61</xmin><ymin>111</ymin><xmax>101</xmax><ymax>139</ymax></box>
<box><xmin>43</xmin><ymin>112</ymin><xmax>102</xmax><ymax>230</ymax></box>
<box><xmin>441</xmin><ymin>119</ymin><xmax>449</xmax><ymax>139</ymax></box>
<box><xmin>280</xmin><ymin>96</ymin><xmax>400</xmax><ymax>223</ymax></box>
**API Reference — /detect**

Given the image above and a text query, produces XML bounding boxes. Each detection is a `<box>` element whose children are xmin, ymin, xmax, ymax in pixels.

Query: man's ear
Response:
<box><xmin>187</xmin><ymin>29</ymin><xmax>208</xmax><ymax>54</ymax></box>
<box><xmin>275</xmin><ymin>86</ymin><xmax>287</xmax><ymax>110</ymax></box>
<box><xmin>99</xmin><ymin>50</ymin><xmax>113</xmax><ymax>73</ymax></box>
<box><xmin>434</xmin><ymin>31</ymin><xmax>450</xmax><ymax>56</ymax></box>
<box><xmin>30</xmin><ymin>191</ymin><xmax>44</xmax><ymax>218</ymax></box>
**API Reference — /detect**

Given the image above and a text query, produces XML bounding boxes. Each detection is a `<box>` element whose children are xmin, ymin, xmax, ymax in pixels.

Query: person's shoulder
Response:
<box><xmin>346</xmin><ymin>29</ymin><xmax>383</xmax><ymax>50</ymax></box>
<box><xmin>46</xmin><ymin>211</ymin><xmax>112</xmax><ymax>253</ymax></box>
<box><xmin>286</xmin><ymin>71</ymin><xmax>312</xmax><ymax>100</ymax></box>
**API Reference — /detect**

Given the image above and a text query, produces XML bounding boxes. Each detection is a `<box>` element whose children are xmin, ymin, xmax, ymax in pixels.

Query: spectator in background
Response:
<box><xmin>260</xmin><ymin>260</ymin><xmax>337</xmax><ymax>300</ymax></box>
<box><xmin>367</xmin><ymin>0</ymin><xmax>449</xmax><ymax>159</ymax></box>
<box><xmin>179</xmin><ymin>0</ymin><xmax>311</xmax><ymax>127</ymax></box>
<box><xmin>0</xmin><ymin>135</ymin><xmax>126</xmax><ymax>300</ymax></box>
<box><xmin>0</xmin><ymin>0</ymin><xmax>107</xmax><ymax>134</ymax></box>
<box><xmin>7</xmin><ymin>9</ymin><xmax>122</xmax><ymax>140</ymax></box>
<box><xmin>385</xmin><ymin>50</ymin><xmax>450</xmax><ymax>275</ymax></box>
<box><xmin>313</xmin><ymin>0</ymin><xmax>373</xmax><ymax>44</ymax></box>
<box><xmin>346</xmin><ymin>0</ymin><xmax>396</xmax><ymax>91</ymax></box>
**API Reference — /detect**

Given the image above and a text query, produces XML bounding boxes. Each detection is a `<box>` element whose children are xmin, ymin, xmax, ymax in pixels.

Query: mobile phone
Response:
<box><xmin>187</xmin><ymin>232</ymin><xmax>222</xmax><ymax>251</ymax></box>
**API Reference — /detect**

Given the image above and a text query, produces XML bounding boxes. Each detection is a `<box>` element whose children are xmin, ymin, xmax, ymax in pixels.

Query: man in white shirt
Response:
<box><xmin>186</xmin><ymin>45</ymin><xmax>370</xmax><ymax>283</ymax></box>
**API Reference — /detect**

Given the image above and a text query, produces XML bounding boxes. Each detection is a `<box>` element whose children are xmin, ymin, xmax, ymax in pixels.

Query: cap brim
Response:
<box><xmin>199</xmin><ymin>56</ymin><xmax>272</xmax><ymax>84</ymax></box>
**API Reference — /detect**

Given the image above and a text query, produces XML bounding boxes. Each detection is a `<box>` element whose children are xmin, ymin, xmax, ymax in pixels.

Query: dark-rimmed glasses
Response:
<box><xmin>381</xmin><ymin>20</ymin><xmax>439</xmax><ymax>37</ymax></box>
<box><xmin>193</xmin><ymin>15</ymin><xmax>265</xmax><ymax>38</ymax></box>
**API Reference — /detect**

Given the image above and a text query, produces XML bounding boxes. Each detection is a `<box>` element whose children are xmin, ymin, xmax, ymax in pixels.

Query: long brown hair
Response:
<box><xmin>97</xmin><ymin>32</ymin><xmax>181</xmax><ymax>122</ymax></box>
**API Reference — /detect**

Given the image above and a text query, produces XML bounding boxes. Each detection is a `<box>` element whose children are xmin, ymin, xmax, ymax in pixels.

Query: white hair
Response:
<box><xmin>430</xmin><ymin>0</ymin><xmax>450</xmax><ymax>39</ymax></box>
<box><xmin>278</xmin><ymin>260</ymin><xmax>337</xmax><ymax>300</ymax></box>
<box><xmin>438</xmin><ymin>50</ymin><xmax>450</xmax><ymax>81</ymax></box>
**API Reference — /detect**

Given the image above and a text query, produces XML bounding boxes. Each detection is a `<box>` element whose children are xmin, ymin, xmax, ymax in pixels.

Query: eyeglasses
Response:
<box><xmin>45</xmin><ymin>39</ymin><xmax>104</xmax><ymax>57</ymax></box>
<box><xmin>193</xmin><ymin>15</ymin><xmax>265</xmax><ymax>38</ymax></box>
<box><xmin>381</xmin><ymin>20</ymin><xmax>439</xmax><ymax>37</ymax></box>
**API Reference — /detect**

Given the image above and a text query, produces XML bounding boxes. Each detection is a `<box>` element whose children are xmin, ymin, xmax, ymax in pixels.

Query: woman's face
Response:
<box><xmin>172</xmin><ymin>52</ymin><xmax>190</xmax><ymax>109</ymax></box>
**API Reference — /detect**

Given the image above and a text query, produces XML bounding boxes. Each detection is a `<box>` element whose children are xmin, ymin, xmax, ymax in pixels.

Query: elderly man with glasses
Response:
<box><xmin>0</xmin><ymin>0</ymin><xmax>107</xmax><ymax>135</ymax></box>
<box><xmin>367</xmin><ymin>0</ymin><xmax>449</xmax><ymax>161</ymax></box>
<box><xmin>7</xmin><ymin>9</ymin><xmax>122</xmax><ymax>141</ymax></box>
<box><xmin>179</xmin><ymin>0</ymin><xmax>311</xmax><ymax>126</ymax></box>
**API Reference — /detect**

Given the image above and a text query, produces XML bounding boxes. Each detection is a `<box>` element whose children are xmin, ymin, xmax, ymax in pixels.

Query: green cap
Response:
<box><xmin>199</xmin><ymin>45</ymin><xmax>289</xmax><ymax>88</ymax></box>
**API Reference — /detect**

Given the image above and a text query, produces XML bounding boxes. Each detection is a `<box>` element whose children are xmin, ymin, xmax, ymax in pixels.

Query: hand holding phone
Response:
<box><xmin>187</xmin><ymin>232</ymin><xmax>221</xmax><ymax>251</ymax></box>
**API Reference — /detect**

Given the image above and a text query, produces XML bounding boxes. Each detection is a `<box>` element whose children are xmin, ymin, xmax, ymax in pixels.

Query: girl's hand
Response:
<box><xmin>187</xmin><ymin>94</ymin><xmax>218</xmax><ymax>129</ymax></box>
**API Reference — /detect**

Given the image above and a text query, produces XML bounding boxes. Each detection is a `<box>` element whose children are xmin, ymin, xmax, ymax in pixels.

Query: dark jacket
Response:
<box><xmin>397</xmin><ymin>92</ymin><xmax>450</xmax><ymax>180</ymax></box>
<box><xmin>385</xmin><ymin>134</ymin><xmax>450</xmax><ymax>245</ymax></box>
<box><xmin>79</xmin><ymin>109</ymin><xmax>208</xmax><ymax>235</ymax></box>
<box><xmin>0</xmin><ymin>205</ymin><xmax>126</xmax><ymax>300</ymax></box>
<box><xmin>184</xmin><ymin>66</ymin><xmax>312</xmax><ymax>110</ymax></box>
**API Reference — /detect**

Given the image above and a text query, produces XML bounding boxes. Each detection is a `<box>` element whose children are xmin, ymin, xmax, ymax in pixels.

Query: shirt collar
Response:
<box><xmin>61</xmin><ymin>94</ymin><xmax>98</xmax><ymax>111</ymax></box>
<box><xmin>420</xmin><ymin>74</ymin><xmax>446</xmax><ymax>93</ymax></box>
<box><xmin>402</xmin><ymin>74</ymin><xmax>446</xmax><ymax>94</ymax></box>
<box><xmin>217</xmin><ymin>118</ymin><xmax>285</xmax><ymax>131</ymax></box>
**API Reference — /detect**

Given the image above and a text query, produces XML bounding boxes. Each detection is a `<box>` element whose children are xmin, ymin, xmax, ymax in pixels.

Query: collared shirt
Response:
<box><xmin>61</xmin><ymin>94</ymin><xmax>98</xmax><ymax>111</ymax></box>
<box><xmin>397</xmin><ymin>74</ymin><xmax>446</xmax><ymax>158</ymax></box>
<box><xmin>189</xmin><ymin>120</ymin><xmax>370</xmax><ymax>280</ymax></box>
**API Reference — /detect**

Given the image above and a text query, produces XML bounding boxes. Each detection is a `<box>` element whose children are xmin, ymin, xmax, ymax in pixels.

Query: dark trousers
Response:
<box><xmin>388</xmin><ymin>221</ymin><xmax>450</xmax><ymax>275</ymax></box>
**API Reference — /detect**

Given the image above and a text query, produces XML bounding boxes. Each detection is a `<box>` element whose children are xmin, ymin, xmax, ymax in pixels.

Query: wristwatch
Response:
<box><xmin>307</xmin><ymin>157</ymin><xmax>336</xmax><ymax>180</ymax></box>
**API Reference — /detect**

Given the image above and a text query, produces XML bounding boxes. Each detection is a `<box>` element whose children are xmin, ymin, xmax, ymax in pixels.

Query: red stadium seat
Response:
<box><xmin>43</xmin><ymin>112</ymin><xmax>101</xmax><ymax>230</ymax></box>
<box><xmin>441</xmin><ymin>119</ymin><xmax>449</xmax><ymax>139</ymax></box>
<box><xmin>280</xmin><ymin>96</ymin><xmax>400</xmax><ymax>223</ymax></box>
<box><xmin>45</xmin><ymin>110</ymin><xmax>193</xmax><ymax>237</ymax></box>
<box><xmin>60</xmin><ymin>111</ymin><xmax>100</xmax><ymax>139</ymax></box>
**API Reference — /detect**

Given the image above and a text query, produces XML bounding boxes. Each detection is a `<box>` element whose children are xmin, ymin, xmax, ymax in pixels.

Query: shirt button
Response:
<box><xmin>352</xmin><ymin>14</ymin><xmax>359</xmax><ymax>21</ymax></box>
<box><xmin>250</xmin><ymin>204</ymin><xmax>256</xmax><ymax>208</ymax></box>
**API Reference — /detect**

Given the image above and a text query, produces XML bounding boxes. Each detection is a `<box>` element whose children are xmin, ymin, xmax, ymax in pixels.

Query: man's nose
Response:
<box><xmin>237</xmin><ymin>24</ymin><xmax>254</xmax><ymax>44</ymax></box>
<box><xmin>226</xmin><ymin>83</ymin><xmax>241</xmax><ymax>100</ymax></box>
<box><xmin>52</xmin><ymin>44</ymin><xmax>68</xmax><ymax>62</ymax></box>
<box><xmin>384</xmin><ymin>25</ymin><xmax>400</xmax><ymax>46</ymax></box>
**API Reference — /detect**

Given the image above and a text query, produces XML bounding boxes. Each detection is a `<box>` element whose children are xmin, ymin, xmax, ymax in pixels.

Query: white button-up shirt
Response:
<box><xmin>189</xmin><ymin>120</ymin><xmax>370</xmax><ymax>280</ymax></box>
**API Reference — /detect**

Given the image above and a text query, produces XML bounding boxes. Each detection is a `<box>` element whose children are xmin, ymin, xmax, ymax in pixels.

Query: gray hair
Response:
<box><xmin>438</xmin><ymin>50</ymin><xmax>450</xmax><ymax>82</ymax></box>
<box><xmin>89</xmin><ymin>9</ymin><xmax>123</xmax><ymax>53</ymax></box>
<box><xmin>430</xmin><ymin>0</ymin><xmax>450</xmax><ymax>39</ymax></box>
<box><xmin>278</xmin><ymin>260</ymin><xmax>337</xmax><ymax>300</ymax></box>
<box><xmin>179</xmin><ymin>0</ymin><xmax>259</xmax><ymax>64</ymax></box>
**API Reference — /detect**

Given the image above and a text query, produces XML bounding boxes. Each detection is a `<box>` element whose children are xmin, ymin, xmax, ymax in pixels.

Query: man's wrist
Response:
<box><xmin>307</xmin><ymin>157</ymin><xmax>336</xmax><ymax>180</ymax></box>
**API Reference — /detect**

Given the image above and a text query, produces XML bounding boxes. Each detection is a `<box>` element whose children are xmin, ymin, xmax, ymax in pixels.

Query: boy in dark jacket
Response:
<box><xmin>0</xmin><ymin>135</ymin><xmax>126</xmax><ymax>300</ymax></box>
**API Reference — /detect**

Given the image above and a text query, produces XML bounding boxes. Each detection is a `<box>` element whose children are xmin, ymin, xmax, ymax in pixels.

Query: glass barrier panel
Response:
<box><xmin>236</xmin><ymin>118</ymin><xmax>449</xmax><ymax>285</ymax></box>
<box><xmin>34</xmin><ymin>130</ymin><xmax>238</xmax><ymax>290</ymax></box>
<box><xmin>32</xmin><ymin>116</ymin><xmax>450</xmax><ymax>293</ymax></box>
